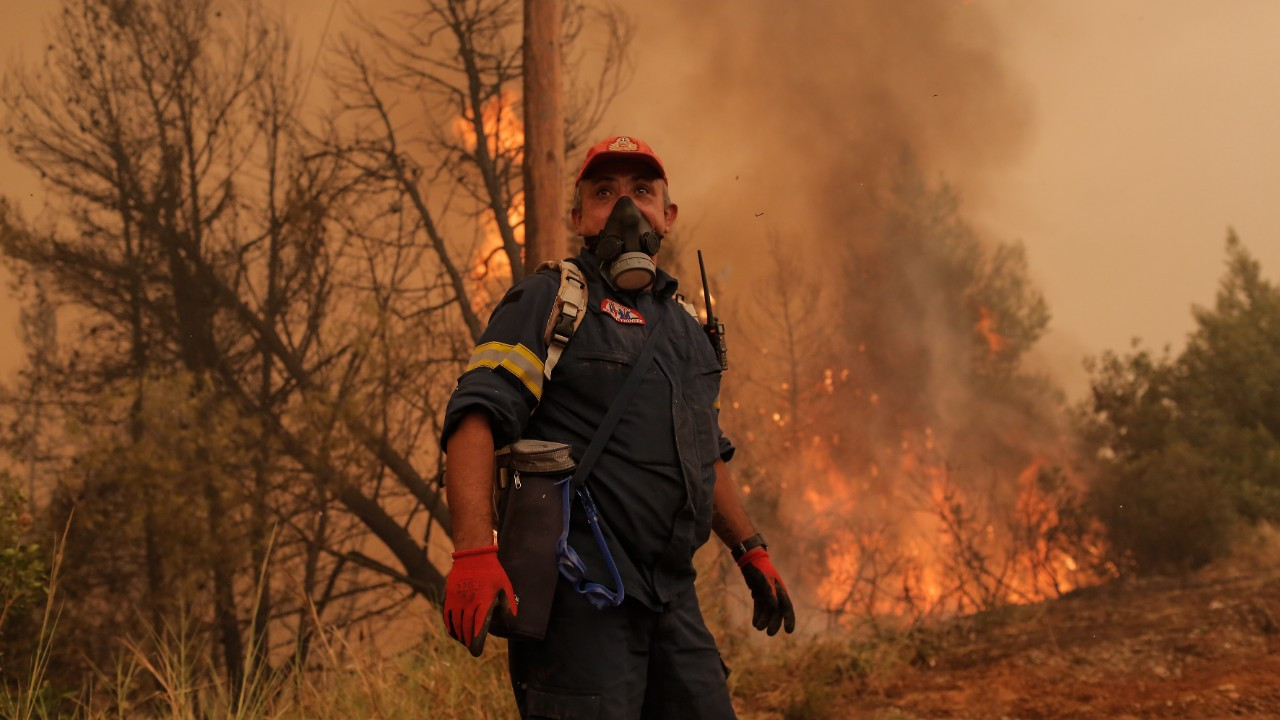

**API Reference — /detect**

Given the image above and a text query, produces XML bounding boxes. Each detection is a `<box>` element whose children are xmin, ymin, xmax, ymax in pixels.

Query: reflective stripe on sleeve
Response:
<box><xmin>464</xmin><ymin>342</ymin><xmax>545</xmax><ymax>400</ymax></box>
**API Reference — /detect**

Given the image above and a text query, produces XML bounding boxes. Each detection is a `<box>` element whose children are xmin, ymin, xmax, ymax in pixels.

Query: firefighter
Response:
<box><xmin>440</xmin><ymin>135</ymin><xmax>795</xmax><ymax>719</ymax></box>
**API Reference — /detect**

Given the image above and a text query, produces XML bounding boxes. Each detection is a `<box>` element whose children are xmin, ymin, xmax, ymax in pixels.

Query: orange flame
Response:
<box><xmin>454</xmin><ymin>91</ymin><xmax>525</xmax><ymax>307</ymax></box>
<box><xmin>803</xmin><ymin>435</ymin><xmax>1108</xmax><ymax>625</ymax></box>
<box><xmin>452</xmin><ymin>89</ymin><xmax>525</xmax><ymax>160</ymax></box>
<box><xmin>975</xmin><ymin>306</ymin><xmax>1008</xmax><ymax>355</ymax></box>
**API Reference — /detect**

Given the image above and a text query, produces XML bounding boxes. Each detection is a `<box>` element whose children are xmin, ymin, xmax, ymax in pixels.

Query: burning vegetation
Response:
<box><xmin>3</xmin><ymin>0</ymin><xmax>1279</xmax><ymax>717</ymax></box>
<box><xmin>718</xmin><ymin>161</ymin><xmax>1111</xmax><ymax>628</ymax></box>
<box><xmin>455</xmin><ymin>90</ymin><xmax>526</xmax><ymax>309</ymax></box>
<box><xmin>635</xmin><ymin>0</ymin><xmax>1115</xmax><ymax>628</ymax></box>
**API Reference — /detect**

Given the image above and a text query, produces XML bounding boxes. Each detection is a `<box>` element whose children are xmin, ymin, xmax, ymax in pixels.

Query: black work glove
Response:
<box><xmin>737</xmin><ymin>547</ymin><xmax>796</xmax><ymax>635</ymax></box>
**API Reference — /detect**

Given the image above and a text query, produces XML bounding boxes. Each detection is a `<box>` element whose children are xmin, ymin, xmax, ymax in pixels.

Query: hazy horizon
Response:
<box><xmin>2</xmin><ymin>0</ymin><xmax>1277</xmax><ymax>400</ymax></box>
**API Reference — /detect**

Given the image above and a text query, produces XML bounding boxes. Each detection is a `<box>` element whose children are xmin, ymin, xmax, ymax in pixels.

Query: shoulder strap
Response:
<box><xmin>673</xmin><ymin>292</ymin><xmax>699</xmax><ymax>321</ymax></box>
<box><xmin>568</xmin><ymin>307</ymin><xmax>668</xmax><ymax>492</ymax></box>
<box><xmin>537</xmin><ymin>260</ymin><xmax>588</xmax><ymax>379</ymax></box>
<box><xmin>555</xmin><ymin>295</ymin><xmax>672</xmax><ymax>609</ymax></box>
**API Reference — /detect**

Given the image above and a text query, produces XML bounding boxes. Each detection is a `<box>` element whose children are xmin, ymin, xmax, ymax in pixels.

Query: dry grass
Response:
<box><xmin>3</xmin><ymin>607</ymin><xmax>516</xmax><ymax>720</ymax></box>
<box><xmin>1</xmin><ymin>537</ymin><xmax>915</xmax><ymax>720</ymax></box>
<box><xmin>0</xmin><ymin>524</ymin><xmax>515</xmax><ymax>720</ymax></box>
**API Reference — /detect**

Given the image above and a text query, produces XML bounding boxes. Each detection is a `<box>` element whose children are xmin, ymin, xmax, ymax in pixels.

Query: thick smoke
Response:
<box><xmin>598</xmin><ymin>1</ymin><xmax>1097</xmax><ymax>620</ymax></box>
<box><xmin>602</xmin><ymin>0</ymin><xmax>1032</xmax><ymax>261</ymax></box>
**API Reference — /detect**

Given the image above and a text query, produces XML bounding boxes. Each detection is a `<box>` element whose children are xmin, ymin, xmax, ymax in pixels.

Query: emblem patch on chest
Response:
<box><xmin>601</xmin><ymin>298</ymin><xmax>645</xmax><ymax>325</ymax></box>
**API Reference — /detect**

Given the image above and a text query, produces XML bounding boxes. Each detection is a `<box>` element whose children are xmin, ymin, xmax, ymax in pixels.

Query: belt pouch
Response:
<box><xmin>490</xmin><ymin>439</ymin><xmax>575</xmax><ymax>640</ymax></box>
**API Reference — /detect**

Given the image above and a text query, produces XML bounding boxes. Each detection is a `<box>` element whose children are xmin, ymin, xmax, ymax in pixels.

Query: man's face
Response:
<box><xmin>571</xmin><ymin>156</ymin><xmax>678</xmax><ymax>241</ymax></box>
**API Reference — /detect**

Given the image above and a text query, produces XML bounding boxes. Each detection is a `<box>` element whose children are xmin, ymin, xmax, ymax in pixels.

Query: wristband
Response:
<box><xmin>730</xmin><ymin>532</ymin><xmax>768</xmax><ymax>562</ymax></box>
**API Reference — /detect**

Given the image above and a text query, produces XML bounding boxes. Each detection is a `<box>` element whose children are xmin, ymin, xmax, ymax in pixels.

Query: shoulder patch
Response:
<box><xmin>601</xmin><ymin>298</ymin><xmax>645</xmax><ymax>325</ymax></box>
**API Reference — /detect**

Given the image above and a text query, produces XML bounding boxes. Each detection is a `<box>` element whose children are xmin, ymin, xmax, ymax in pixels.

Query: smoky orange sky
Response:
<box><xmin>1</xmin><ymin>0</ymin><xmax>1277</xmax><ymax>399</ymax></box>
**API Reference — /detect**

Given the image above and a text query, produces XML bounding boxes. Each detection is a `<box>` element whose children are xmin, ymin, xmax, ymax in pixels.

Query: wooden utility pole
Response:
<box><xmin>521</xmin><ymin>0</ymin><xmax>565</xmax><ymax>275</ymax></box>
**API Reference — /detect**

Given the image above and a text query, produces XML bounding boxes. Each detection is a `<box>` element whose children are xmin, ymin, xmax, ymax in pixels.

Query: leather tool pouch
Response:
<box><xmin>489</xmin><ymin>439</ymin><xmax>576</xmax><ymax>640</ymax></box>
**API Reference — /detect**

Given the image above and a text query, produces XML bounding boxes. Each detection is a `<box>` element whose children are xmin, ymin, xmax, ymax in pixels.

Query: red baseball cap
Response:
<box><xmin>575</xmin><ymin>135</ymin><xmax>667</xmax><ymax>185</ymax></box>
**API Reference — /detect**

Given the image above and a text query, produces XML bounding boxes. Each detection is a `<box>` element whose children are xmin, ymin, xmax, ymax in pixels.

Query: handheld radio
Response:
<box><xmin>697</xmin><ymin>250</ymin><xmax>728</xmax><ymax>371</ymax></box>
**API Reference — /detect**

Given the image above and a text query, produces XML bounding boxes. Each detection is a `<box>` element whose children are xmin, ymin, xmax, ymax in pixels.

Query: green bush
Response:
<box><xmin>0</xmin><ymin>476</ymin><xmax>48</xmax><ymax>671</ymax></box>
<box><xmin>1082</xmin><ymin>234</ymin><xmax>1280</xmax><ymax>572</ymax></box>
<box><xmin>1090</xmin><ymin>440</ymin><xmax>1244</xmax><ymax>571</ymax></box>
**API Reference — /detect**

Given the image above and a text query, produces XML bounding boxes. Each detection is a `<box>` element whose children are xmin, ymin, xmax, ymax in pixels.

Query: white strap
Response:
<box><xmin>542</xmin><ymin>261</ymin><xmax>588</xmax><ymax>379</ymax></box>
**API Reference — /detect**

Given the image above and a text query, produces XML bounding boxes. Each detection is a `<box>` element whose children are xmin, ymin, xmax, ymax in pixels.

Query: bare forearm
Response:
<box><xmin>444</xmin><ymin>411</ymin><xmax>498</xmax><ymax>550</ymax></box>
<box><xmin>711</xmin><ymin>459</ymin><xmax>757</xmax><ymax>548</ymax></box>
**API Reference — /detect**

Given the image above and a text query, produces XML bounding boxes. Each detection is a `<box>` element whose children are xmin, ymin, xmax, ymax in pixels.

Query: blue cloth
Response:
<box><xmin>508</xmin><ymin>578</ymin><xmax>736</xmax><ymax>720</ymax></box>
<box><xmin>442</xmin><ymin>248</ymin><xmax>733</xmax><ymax>610</ymax></box>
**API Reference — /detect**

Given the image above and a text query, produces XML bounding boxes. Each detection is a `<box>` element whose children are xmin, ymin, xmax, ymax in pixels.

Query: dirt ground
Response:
<box><xmin>742</xmin><ymin>567</ymin><xmax>1280</xmax><ymax>719</ymax></box>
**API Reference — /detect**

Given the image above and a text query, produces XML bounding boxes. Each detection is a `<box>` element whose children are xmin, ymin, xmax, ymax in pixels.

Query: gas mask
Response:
<box><xmin>585</xmin><ymin>196</ymin><xmax>663</xmax><ymax>291</ymax></box>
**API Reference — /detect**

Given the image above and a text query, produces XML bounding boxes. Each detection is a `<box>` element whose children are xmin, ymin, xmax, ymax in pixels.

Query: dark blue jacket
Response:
<box><xmin>441</xmin><ymin>248</ymin><xmax>733</xmax><ymax>609</ymax></box>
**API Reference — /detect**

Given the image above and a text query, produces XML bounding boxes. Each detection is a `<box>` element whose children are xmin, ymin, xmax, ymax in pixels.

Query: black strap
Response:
<box><xmin>568</xmin><ymin>305</ymin><xmax>668</xmax><ymax>492</ymax></box>
<box><xmin>731</xmin><ymin>532</ymin><xmax>768</xmax><ymax>562</ymax></box>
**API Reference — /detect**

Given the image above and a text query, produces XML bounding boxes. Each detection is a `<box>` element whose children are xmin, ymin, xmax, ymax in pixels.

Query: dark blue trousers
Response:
<box><xmin>507</xmin><ymin>579</ymin><xmax>736</xmax><ymax>719</ymax></box>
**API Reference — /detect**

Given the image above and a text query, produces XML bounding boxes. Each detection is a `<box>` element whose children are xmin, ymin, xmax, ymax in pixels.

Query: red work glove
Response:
<box><xmin>443</xmin><ymin>545</ymin><xmax>516</xmax><ymax>656</ymax></box>
<box><xmin>737</xmin><ymin>547</ymin><xmax>796</xmax><ymax>636</ymax></box>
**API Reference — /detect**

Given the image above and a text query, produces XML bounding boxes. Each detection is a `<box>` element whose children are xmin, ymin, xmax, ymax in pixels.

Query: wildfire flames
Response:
<box><xmin>454</xmin><ymin>91</ymin><xmax>525</xmax><ymax>304</ymax></box>
<box><xmin>787</xmin><ymin>307</ymin><xmax>1111</xmax><ymax>623</ymax></box>
<box><xmin>743</xmin><ymin>340</ymin><xmax>1111</xmax><ymax>627</ymax></box>
<box><xmin>452</xmin><ymin>89</ymin><xmax>525</xmax><ymax>159</ymax></box>
<box><xmin>799</xmin><ymin>427</ymin><xmax>1108</xmax><ymax>624</ymax></box>
<box><xmin>450</xmin><ymin>93</ymin><xmax>1102</xmax><ymax>631</ymax></box>
<box><xmin>976</xmin><ymin>306</ymin><xmax>1008</xmax><ymax>355</ymax></box>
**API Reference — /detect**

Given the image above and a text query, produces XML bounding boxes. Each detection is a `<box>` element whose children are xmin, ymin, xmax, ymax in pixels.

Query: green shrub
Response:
<box><xmin>0</xmin><ymin>477</ymin><xmax>49</xmax><ymax>677</ymax></box>
<box><xmin>1082</xmin><ymin>234</ymin><xmax>1280</xmax><ymax>572</ymax></box>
